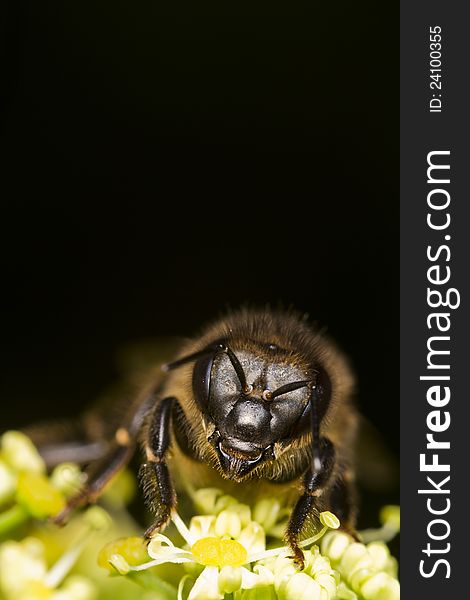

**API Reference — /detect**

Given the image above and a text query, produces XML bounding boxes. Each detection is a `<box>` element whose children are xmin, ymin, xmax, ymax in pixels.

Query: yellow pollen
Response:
<box><xmin>191</xmin><ymin>537</ymin><xmax>248</xmax><ymax>567</ymax></box>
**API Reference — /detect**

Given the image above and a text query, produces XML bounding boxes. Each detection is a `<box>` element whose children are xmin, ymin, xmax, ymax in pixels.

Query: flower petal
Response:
<box><xmin>218</xmin><ymin>566</ymin><xmax>242</xmax><ymax>594</ymax></box>
<box><xmin>145</xmin><ymin>534</ymin><xmax>195</xmax><ymax>567</ymax></box>
<box><xmin>131</xmin><ymin>555</ymin><xmax>195</xmax><ymax>570</ymax></box>
<box><xmin>189</xmin><ymin>516</ymin><xmax>216</xmax><ymax>540</ymax></box>
<box><xmin>240</xmin><ymin>565</ymin><xmax>274</xmax><ymax>589</ymax></box>
<box><xmin>238</xmin><ymin>522</ymin><xmax>266</xmax><ymax>555</ymax></box>
<box><xmin>188</xmin><ymin>566</ymin><xmax>224</xmax><ymax>600</ymax></box>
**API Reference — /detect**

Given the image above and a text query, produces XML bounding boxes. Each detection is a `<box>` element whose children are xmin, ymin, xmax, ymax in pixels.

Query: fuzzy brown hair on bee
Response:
<box><xmin>45</xmin><ymin>308</ymin><xmax>358</xmax><ymax>569</ymax></box>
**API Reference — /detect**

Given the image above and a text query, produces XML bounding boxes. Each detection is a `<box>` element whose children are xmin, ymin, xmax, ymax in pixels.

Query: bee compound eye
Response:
<box><xmin>243</xmin><ymin>383</ymin><xmax>253</xmax><ymax>395</ymax></box>
<box><xmin>192</xmin><ymin>352</ymin><xmax>216</xmax><ymax>409</ymax></box>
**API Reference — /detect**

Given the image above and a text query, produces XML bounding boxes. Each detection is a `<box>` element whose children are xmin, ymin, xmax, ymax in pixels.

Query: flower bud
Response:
<box><xmin>252</xmin><ymin>564</ymin><xmax>275</xmax><ymax>587</ymax></box>
<box><xmin>50</xmin><ymin>464</ymin><xmax>83</xmax><ymax>498</ymax></box>
<box><xmin>379</xmin><ymin>506</ymin><xmax>400</xmax><ymax>533</ymax></box>
<box><xmin>336</xmin><ymin>582</ymin><xmax>358</xmax><ymax>599</ymax></box>
<box><xmin>339</xmin><ymin>544</ymin><xmax>372</xmax><ymax>576</ymax></box>
<box><xmin>240</xmin><ymin>588</ymin><xmax>277</xmax><ymax>599</ymax></box>
<box><xmin>1</xmin><ymin>431</ymin><xmax>45</xmax><ymax>474</ymax></box>
<box><xmin>367</xmin><ymin>542</ymin><xmax>390</xmax><ymax>571</ymax></box>
<box><xmin>253</xmin><ymin>498</ymin><xmax>281</xmax><ymax>532</ymax></box>
<box><xmin>98</xmin><ymin>537</ymin><xmax>148</xmax><ymax>572</ymax></box>
<box><xmin>349</xmin><ymin>568</ymin><xmax>375</xmax><ymax>592</ymax></box>
<box><xmin>273</xmin><ymin>559</ymin><xmax>298</xmax><ymax>594</ymax></box>
<box><xmin>189</xmin><ymin>515</ymin><xmax>216</xmax><ymax>540</ymax></box>
<box><xmin>321</xmin><ymin>531</ymin><xmax>352</xmax><ymax>564</ymax></box>
<box><xmin>0</xmin><ymin>538</ymin><xmax>47</xmax><ymax>597</ymax></box>
<box><xmin>0</xmin><ymin>460</ymin><xmax>16</xmax><ymax>506</ymax></box>
<box><xmin>214</xmin><ymin>494</ymin><xmax>238</xmax><ymax>513</ymax></box>
<box><xmin>193</xmin><ymin>488</ymin><xmax>223</xmax><ymax>515</ymax></box>
<box><xmin>360</xmin><ymin>572</ymin><xmax>400</xmax><ymax>600</ymax></box>
<box><xmin>229</xmin><ymin>502</ymin><xmax>252</xmax><ymax>528</ymax></box>
<box><xmin>83</xmin><ymin>506</ymin><xmax>111</xmax><ymax>531</ymax></box>
<box><xmin>306</xmin><ymin>553</ymin><xmax>332</xmax><ymax>577</ymax></box>
<box><xmin>215</xmin><ymin>510</ymin><xmax>242</xmax><ymax>538</ymax></box>
<box><xmin>315</xmin><ymin>572</ymin><xmax>337</xmax><ymax>598</ymax></box>
<box><xmin>237</xmin><ymin>522</ymin><xmax>266</xmax><ymax>555</ymax></box>
<box><xmin>60</xmin><ymin>575</ymin><xmax>97</xmax><ymax>600</ymax></box>
<box><xmin>278</xmin><ymin>572</ymin><xmax>323</xmax><ymax>600</ymax></box>
<box><xmin>384</xmin><ymin>555</ymin><xmax>398</xmax><ymax>578</ymax></box>
<box><xmin>16</xmin><ymin>472</ymin><xmax>65</xmax><ymax>519</ymax></box>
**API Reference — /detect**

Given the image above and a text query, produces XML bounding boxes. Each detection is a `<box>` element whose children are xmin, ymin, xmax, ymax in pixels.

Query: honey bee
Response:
<box><xmin>32</xmin><ymin>308</ymin><xmax>358</xmax><ymax>568</ymax></box>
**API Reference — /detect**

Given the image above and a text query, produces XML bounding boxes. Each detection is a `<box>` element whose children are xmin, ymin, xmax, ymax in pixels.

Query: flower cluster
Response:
<box><xmin>321</xmin><ymin>530</ymin><xmax>399</xmax><ymax>600</ymax></box>
<box><xmin>0</xmin><ymin>431</ymin><xmax>400</xmax><ymax>600</ymax></box>
<box><xmin>99</xmin><ymin>488</ymin><xmax>400</xmax><ymax>600</ymax></box>
<box><xmin>0</xmin><ymin>431</ymin><xmax>145</xmax><ymax>600</ymax></box>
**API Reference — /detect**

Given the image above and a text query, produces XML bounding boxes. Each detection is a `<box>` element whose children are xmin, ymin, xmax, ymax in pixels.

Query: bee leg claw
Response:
<box><xmin>143</xmin><ymin>507</ymin><xmax>172</xmax><ymax>539</ymax></box>
<box><xmin>49</xmin><ymin>494</ymin><xmax>87</xmax><ymax>526</ymax></box>
<box><xmin>50</xmin><ymin>511</ymin><xmax>68</xmax><ymax>526</ymax></box>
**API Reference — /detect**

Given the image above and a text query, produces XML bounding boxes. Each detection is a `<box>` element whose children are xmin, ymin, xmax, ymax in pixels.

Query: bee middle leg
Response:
<box><xmin>285</xmin><ymin>437</ymin><xmax>336</xmax><ymax>569</ymax></box>
<box><xmin>22</xmin><ymin>418</ymin><xmax>112</xmax><ymax>469</ymax></box>
<box><xmin>53</xmin><ymin>393</ymin><xmax>156</xmax><ymax>525</ymax></box>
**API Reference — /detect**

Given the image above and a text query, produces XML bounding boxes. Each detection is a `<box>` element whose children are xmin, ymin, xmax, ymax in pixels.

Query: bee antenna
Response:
<box><xmin>162</xmin><ymin>342</ymin><xmax>251</xmax><ymax>395</ymax></box>
<box><xmin>268</xmin><ymin>379</ymin><xmax>312</xmax><ymax>400</ymax></box>
<box><xmin>224</xmin><ymin>346</ymin><xmax>251</xmax><ymax>394</ymax></box>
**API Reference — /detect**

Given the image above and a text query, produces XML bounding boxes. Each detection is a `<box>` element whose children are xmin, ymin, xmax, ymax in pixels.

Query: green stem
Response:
<box><xmin>0</xmin><ymin>504</ymin><xmax>29</xmax><ymax>536</ymax></box>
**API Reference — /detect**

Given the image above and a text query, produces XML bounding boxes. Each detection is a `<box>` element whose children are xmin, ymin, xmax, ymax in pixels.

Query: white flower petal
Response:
<box><xmin>147</xmin><ymin>534</ymin><xmax>195</xmax><ymax>562</ymax></box>
<box><xmin>254</xmin><ymin>564</ymin><xmax>276</xmax><ymax>585</ymax></box>
<box><xmin>237</xmin><ymin>522</ymin><xmax>266</xmax><ymax>555</ymax></box>
<box><xmin>0</xmin><ymin>540</ymin><xmax>47</xmax><ymax>595</ymax></box>
<box><xmin>148</xmin><ymin>533</ymin><xmax>175</xmax><ymax>550</ymax></box>
<box><xmin>131</xmin><ymin>555</ymin><xmax>195</xmax><ymax>570</ymax></box>
<box><xmin>240</xmin><ymin>565</ymin><xmax>274</xmax><ymax>589</ymax></box>
<box><xmin>218</xmin><ymin>566</ymin><xmax>242</xmax><ymax>594</ymax></box>
<box><xmin>189</xmin><ymin>515</ymin><xmax>216</xmax><ymax>540</ymax></box>
<box><xmin>172</xmin><ymin>511</ymin><xmax>196</xmax><ymax>545</ymax></box>
<box><xmin>188</xmin><ymin>566</ymin><xmax>224</xmax><ymax>600</ymax></box>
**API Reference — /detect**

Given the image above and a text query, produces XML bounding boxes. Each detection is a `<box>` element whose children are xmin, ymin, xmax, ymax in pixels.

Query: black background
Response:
<box><xmin>2</xmin><ymin>2</ymin><xmax>398</xmax><ymax>520</ymax></box>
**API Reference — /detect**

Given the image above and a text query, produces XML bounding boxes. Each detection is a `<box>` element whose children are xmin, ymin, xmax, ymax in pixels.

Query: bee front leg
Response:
<box><xmin>285</xmin><ymin>437</ymin><xmax>336</xmax><ymax>570</ymax></box>
<box><xmin>141</xmin><ymin>397</ymin><xmax>177</xmax><ymax>539</ymax></box>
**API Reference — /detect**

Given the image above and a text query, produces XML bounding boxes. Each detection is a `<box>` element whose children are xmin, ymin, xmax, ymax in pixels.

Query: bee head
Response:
<box><xmin>187</xmin><ymin>341</ymin><xmax>331</xmax><ymax>480</ymax></box>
